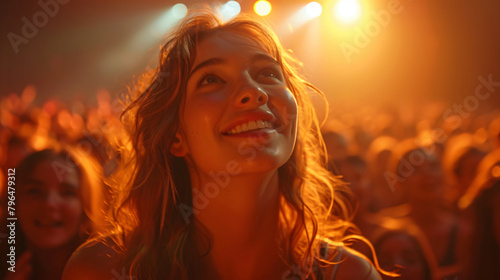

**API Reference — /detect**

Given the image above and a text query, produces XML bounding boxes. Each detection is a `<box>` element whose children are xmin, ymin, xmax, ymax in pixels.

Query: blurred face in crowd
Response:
<box><xmin>400</xmin><ymin>151</ymin><xmax>445</xmax><ymax>206</ymax></box>
<box><xmin>378</xmin><ymin>233</ymin><xmax>430</xmax><ymax>280</ymax></box>
<box><xmin>18</xmin><ymin>157</ymin><xmax>83</xmax><ymax>249</ymax></box>
<box><xmin>323</xmin><ymin>132</ymin><xmax>348</xmax><ymax>163</ymax></box>
<box><xmin>338</xmin><ymin>158</ymin><xmax>371</xmax><ymax>213</ymax></box>
<box><xmin>455</xmin><ymin>150</ymin><xmax>484</xmax><ymax>197</ymax></box>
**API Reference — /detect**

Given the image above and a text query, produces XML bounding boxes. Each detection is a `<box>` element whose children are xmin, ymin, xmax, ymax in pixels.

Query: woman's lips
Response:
<box><xmin>224</xmin><ymin>119</ymin><xmax>274</xmax><ymax>135</ymax></box>
<box><xmin>221</xmin><ymin>110</ymin><xmax>277</xmax><ymax>135</ymax></box>
<box><xmin>34</xmin><ymin>219</ymin><xmax>63</xmax><ymax>228</ymax></box>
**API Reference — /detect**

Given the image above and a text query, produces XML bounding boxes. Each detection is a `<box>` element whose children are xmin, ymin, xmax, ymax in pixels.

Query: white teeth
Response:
<box><xmin>248</xmin><ymin>121</ymin><xmax>257</xmax><ymax>130</ymax></box>
<box><xmin>225</xmin><ymin>120</ymin><xmax>273</xmax><ymax>135</ymax></box>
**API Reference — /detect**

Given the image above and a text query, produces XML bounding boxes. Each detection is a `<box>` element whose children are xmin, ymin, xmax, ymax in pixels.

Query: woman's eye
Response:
<box><xmin>261</xmin><ymin>70</ymin><xmax>276</xmax><ymax>78</ymax></box>
<box><xmin>199</xmin><ymin>74</ymin><xmax>224</xmax><ymax>87</ymax></box>
<box><xmin>61</xmin><ymin>190</ymin><xmax>78</xmax><ymax>197</ymax></box>
<box><xmin>26</xmin><ymin>187</ymin><xmax>42</xmax><ymax>195</ymax></box>
<box><xmin>257</xmin><ymin>69</ymin><xmax>282</xmax><ymax>84</ymax></box>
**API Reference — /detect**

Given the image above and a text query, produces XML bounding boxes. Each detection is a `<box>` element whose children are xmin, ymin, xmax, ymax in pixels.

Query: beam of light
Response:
<box><xmin>219</xmin><ymin>1</ymin><xmax>241</xmax><ymax>21</ymax></box>
<box><xmin>306</xmin><ymin>2</ymin><xmax>322</xmax><ymax>18</ymax></box>
<box><xmin>149</xmin><ymin>4</ymin><xmax>187</xmax><ymax>39</ymax></box>
<box><xmin>254</xmin><ymin>1</ymin><xmax>272</xmax><ymax>16</ymax></box>
<box><xmin>334</xmin><ymin>0</ymin><xmax>362</xmax><ymax>25</ymax></box>
<box><xmin>278</xmin><ymin>2</ymin><xmax>322</xmax><ymax>34</ymax></box>
<box><xmin>100</xmin><ymin>4</ymin><xmax>188</xmax><ymax>76</ymax></box>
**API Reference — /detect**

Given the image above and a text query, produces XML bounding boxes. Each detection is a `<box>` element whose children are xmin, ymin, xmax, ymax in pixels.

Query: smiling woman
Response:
<box><xmin>63</xmin><ymin>9</ymin><xmax>386</xmax><ymax>280</ymax></box>
<box><xmin>0</xmin><ymin>147</ymin><xmax>104</xmax><ymax>280</ymax></box>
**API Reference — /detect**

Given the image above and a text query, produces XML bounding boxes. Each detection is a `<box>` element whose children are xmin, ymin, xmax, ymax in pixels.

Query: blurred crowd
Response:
<box><xmin>0</xmin><ymin>86</ymin><xmax>121</xmax><ymax>280</ymax></box>
<box><xmin>322</xmin><ymin>98</ymin><xmax>500</xmax><ymax>279</ymax></box>
<box><xmin>1</xmin><ymin>85</ymin><xmax>499</xmax><ymax>279</ymax></box>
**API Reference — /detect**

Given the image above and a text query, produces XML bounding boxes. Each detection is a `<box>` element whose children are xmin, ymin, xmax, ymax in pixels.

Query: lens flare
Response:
<box><xmin>334</xmin><ymin>0</ymin><xmax>362</xmax><ymax>24</ymax></box>
<box><xmin>306</xmin><ymin>2</ymin><xmax>322</xmax><ymax>18</ymax></box>
<box><xmin>172</xmin><ymin>3</ymin><xmax>188</xmax><ymax>19</ymax></box>
<box><xmin>219</xmin><ymin>1</ymin><xmax>241</xmax><ymax>21</ymax></box>
<box><xmin>254</xmin><ymin>1</ymin><xmax>272</xmax><ymax>16</ymax></box>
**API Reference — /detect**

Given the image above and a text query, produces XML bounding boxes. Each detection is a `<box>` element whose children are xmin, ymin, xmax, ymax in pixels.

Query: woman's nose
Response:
<box><xmin>234</xmin><ymin>76</ymin><xmax>269</xmax><ymax>107</ymax></box>
<box><xmin>43</xmin><ymin>191</ymin><xmax>61</xmax><ymax>208</ymax></box>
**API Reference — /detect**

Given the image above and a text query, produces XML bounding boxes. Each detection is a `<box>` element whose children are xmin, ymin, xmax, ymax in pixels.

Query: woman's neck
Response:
<box><xmin>191</xmin><ymin>170</ymin><xmax>286</xmax><ymax>280</ymax></box>
<box><xmin>28</xmin><ymin>239</ymin><xmax>80</xmax><ymax>280</ymax></box>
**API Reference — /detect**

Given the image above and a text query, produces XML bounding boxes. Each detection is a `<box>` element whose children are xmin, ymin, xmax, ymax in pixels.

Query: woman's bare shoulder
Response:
<box><xmin>324</xmin><ymin>245</ymin><xmax>381</xmax><ymax>280</ymax></box>
<box><xmin>63</xmin><ymin>237</ymin><xmax>123</xmax><ymax>280</ymax></box>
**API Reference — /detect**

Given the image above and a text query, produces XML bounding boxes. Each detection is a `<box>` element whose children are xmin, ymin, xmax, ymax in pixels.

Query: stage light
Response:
<box><xmin>254</xmin><ymin>1</ymin><xmax>272</xmax><ymax>16</ymax></box>
<box><xmin>141</xmin><ymin>4</ymin><xmax>188</xmax><ymax>42</ymax></box>
<box><xmin>172</xmin><ymin>3</ymin><xmax>188</xmax><ymax>19</ymax></box>
<box><xmin>306</xmin><ymin>2</ymin><xmax>322</xmax><ymax>18</ymax></box>
<box><xmin>277</xmin><ymin>1</ymin><xmax>323</xmax><ymax>34</ymax></box>
<box><xmin>334</xmin><ymin>0</ymin><xmax>361</xmax><ymax>24</ymax></box>
<box><xmin>219</xmin><ymin>1</ymin><xmax>241</xmax><ymax>21</ymax></box>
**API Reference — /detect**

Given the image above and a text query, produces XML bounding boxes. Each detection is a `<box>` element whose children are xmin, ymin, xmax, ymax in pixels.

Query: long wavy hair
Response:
<box><xmin>105</xmin><ymin>10</ymin><xmax>364</xmax><ymax>280</ymax></box>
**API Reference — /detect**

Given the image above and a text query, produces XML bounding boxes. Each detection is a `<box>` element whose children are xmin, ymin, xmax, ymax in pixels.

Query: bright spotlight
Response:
<box><xmin>334</xmin><ymin>0</ymin><xmax>361</xmax><ymax>24</ymax></box>
<box><xmin>254</xmin><ymin>0</ymin><xmax>272</xmax><ymax>16</ymax></box>
<box><xmin>306</xmin><ymin>2</ymin><xmax>322</xmax><ymax>18</ymax></box>
<box><xmin>172</xmin><ymin>3</ymin><xmax>188</xmax><ymax>19</ymax></box>
<box><xmin>219</xmin><ymin>1</ymin><xmax>241</xmax><ymax>21</ymax></box>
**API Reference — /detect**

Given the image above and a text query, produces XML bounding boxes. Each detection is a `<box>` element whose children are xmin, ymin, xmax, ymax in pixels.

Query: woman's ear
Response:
<box><xmin>170</xmin><ymin>131</ymin><xmax>188</xmax><ymax>157</ymax></box>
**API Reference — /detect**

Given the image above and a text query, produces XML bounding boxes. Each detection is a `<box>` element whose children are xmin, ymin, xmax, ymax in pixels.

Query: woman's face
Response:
<box><xmin>175</xmin><ymin>30</ymin><xmax>298</xmax><ymax>177</ymax></box>
<box><xmin>402</xmin><ymin>153</ymin><xmax>445</xmax><ymax>205</ymax></box>
<box><xmin>18</xmin><ymin>157</ymin><xmax>83</xmax><ymax>249</ymax></box>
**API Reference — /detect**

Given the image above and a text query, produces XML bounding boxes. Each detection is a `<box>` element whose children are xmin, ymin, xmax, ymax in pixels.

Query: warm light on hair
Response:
<box><xmin>99</xmin><ymin>10</ymin><xmax>391</xmax><ymax>279</ymax></box>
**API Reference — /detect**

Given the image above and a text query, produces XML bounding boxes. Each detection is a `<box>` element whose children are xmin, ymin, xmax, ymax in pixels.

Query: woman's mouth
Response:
<box><xmin>223</xmin><ymin>120</ymin><xmax>274</xmax><ymax>135</ymax></box>
<box><xmin>34</xmin><ymin>219</ymin><xmax>63</xmax><ymax>228</ymax></box>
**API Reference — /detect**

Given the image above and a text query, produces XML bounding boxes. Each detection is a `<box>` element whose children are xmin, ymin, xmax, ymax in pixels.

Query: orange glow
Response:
<box><xmin>43</xmin><ymin>100</ymin><xmax>58</xmax><ymax>116</ymax></box>
<box><xmin>70</xmin><ymin>113</ymin><xmax>84</xmax><ymax>131</ymax></box>
<box><xmin>31</xmin><ymin>133</ymin><xmax>49</xmax><ymax>151</ymax></box>
<box><xmin>97</xmin><ymin>89</ymin><xmax>112</xmax><ymax>116</ymax></box>
<box><xmin>492</xmin><ymin>165</ymin><xmax>500</xmax><ymax>178</ymax></box>
<box><xmin>6</xmin><ymin>93</ymin><xmax>21</xmax><ymax>112</ymax></box>
<box><xmin>0</xmin><ymin>110</ymin><xmax>14</xmax><ymax>128</ymax></box>
<box><xmin>21</xmin><ymin>85</ymin><xmax>36</xmax><ymax>106</ymax></box>
<box><xmin>58</xmin><ymin>110</ymin><xmax>72</xmax><ymax>128</ymax></box>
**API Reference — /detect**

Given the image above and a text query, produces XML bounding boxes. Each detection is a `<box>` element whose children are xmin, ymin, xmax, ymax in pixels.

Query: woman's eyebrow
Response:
<box><xmin>60</xmin><ymin>182</ymin><xmax>79</xmax><ymax>189</ymax></box>
<box><xmin>251</xmin><ymin>53</ymin><xmax>278</xmax><ymax>65</ymax></box>
<box><xmin>189</xmin><ymin>57</ymin><xmax>226</xmax><ymax>78</ymax></box>
<box><xmin>23</xmin><ymin>179</ymin><xmax>44</xmax><ymax>186</ymax></box>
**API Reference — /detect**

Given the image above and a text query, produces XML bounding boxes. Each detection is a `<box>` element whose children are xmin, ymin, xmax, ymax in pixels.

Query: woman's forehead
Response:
<box><xmin>20</xmin><ymin>157</ymin><xmax>80</xmax><ymax>188</ymax></box>
<box><xmin>193</xmin><ymin>30</ymin><xmax>272</xmax><ymax>62</ymax></box>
